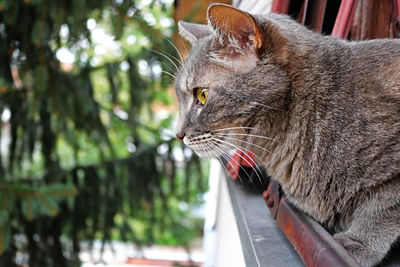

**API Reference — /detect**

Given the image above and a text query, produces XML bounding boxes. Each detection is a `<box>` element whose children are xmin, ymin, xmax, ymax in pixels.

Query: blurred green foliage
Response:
<box><xmin>0</xmin><ymin>0</ymin><xmax>208</xmax><ymax>266</ymax></box>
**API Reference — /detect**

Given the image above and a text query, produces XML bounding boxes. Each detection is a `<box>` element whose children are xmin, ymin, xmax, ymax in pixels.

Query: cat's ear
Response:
<box><xmin>178</xmin><ymin>21</ymin><xmax>210</xmax><ymax>46</ymax></box>
<box><xmin>207</xmin><ymin>4</ymin><xmax>263</xmax><ymax>51</ymax></box>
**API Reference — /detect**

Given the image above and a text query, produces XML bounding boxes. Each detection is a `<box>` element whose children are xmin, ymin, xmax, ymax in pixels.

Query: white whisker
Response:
<box><xmin>217</xmin><ymin>135</ymin><xmax>277</xmax><ymax>157</ymax></box>
<box><xmin>162</xmin><ymin>70</ymin><xmax>176</xmax><ymax>79</ymax></box>
<box><xmin>212</xmin><ymin>126</ymin><xmax>256</xmax><ymax>132</ymax></box>
<box><xmin>211</xmin><ymin>141</ymin><xmax>249</xmax><ymax>184</ymax></box>
<box><xmin>215</xmin><ymin>132</ymin><xmax>278</xmax><ymax>142</ymax></box>
<box><xmin>151</xmin><ymin>49</ymin><xmax>180</xmax><ymax>71</ymax></box>
<box><xmin>212</xmin><ymin>138</ymin><xmax>263</xmax><ymax>184</ymax></box>
<box><xmin>203</xmin><ymin>142</ymin><xmax>242</xmax><ymax>184</ymax></box>
<box><xmin>166</xmin><ymin>39</ymin><xmax>184</xmax><ymax>65</ymax></box>
<box><xmin>250</xmin><ymin>101</ymin><xmax>281</xmax><ymax>111</ymax></box>
<box><xmin>213</xmin><ymin>136</ymin><xmax>266</xmax><ymax>166</ymax></box>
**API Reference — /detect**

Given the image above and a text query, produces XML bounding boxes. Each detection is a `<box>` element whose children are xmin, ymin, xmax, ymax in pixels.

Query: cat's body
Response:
<box><xmin>175</xmin><ymin>4</ymin><xmax>400</xmax><ymax>266</ymax></box>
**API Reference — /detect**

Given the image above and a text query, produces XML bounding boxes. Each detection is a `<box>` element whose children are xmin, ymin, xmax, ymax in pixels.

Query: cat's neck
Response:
<box><xmin>257</xmin><ymin>36</ymin><xmax>347</xmax><ymax>184</ymax></box>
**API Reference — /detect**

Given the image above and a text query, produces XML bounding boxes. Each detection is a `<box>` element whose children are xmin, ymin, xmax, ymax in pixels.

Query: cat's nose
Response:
<box><xmin>176</xmin><ymin>133</ymin><xmax>185</xmax><ymax>141</ymax></box>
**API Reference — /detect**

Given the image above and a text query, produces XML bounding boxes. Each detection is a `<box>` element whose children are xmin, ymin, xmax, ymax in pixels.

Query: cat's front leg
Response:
<box><xmin>333</xmin><ymin>204</ymin><xmax>400</xmax><ymax>267</ymax></box>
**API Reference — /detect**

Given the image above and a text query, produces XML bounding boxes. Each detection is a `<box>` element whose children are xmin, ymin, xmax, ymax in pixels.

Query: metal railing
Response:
<box><xmin>223</xmin><ymin>162</ymin><xmax>400</xmax><ymax>267</ymax></box>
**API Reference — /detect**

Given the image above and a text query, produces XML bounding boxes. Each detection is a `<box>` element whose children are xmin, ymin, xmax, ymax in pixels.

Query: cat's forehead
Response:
<box><xmin>175</xmin><ymin>38</ymin><xmax>229</xmax><ymax>92</ymax></box>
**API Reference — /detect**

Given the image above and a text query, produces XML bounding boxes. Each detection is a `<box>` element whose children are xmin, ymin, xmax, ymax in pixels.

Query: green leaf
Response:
<box><xmin>38</xmin><ymin>195</ymin><xmax>59</xmax><ymax>216</ymax></box>
<box><xmin>33</xmin><ymin>66</ymin><xmax>48</xmax><ymax>93</ymax></box>
<box><xmin>21</xmin><ymin>197</ymin><xmax>39</xmax><ymax>220</ymax></box>
<box><xmin>0</xmin><ymin>212</ymin><xmax>10</xmax><ymax>255</ymax></box>
<box><xmin>40</xmin><ymin>183</ymin><xmax>78</xmax><ymax>197</ymax></box>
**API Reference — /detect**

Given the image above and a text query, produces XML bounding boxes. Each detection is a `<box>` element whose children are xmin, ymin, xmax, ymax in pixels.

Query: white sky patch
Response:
<box><xmin>80</xmin><ymin>52</ymin><xmax>89</xmax><ymax>62</ymax></box>
<box><xmin>156</xmin><ymin>109</ymin><xmax>169</xmax><ymax>121</ymax></box>
<box><xmin>126</xmin><ymin>7</ymin><xmax>135</xmax><ymax>17</ymax></box>
<box><xmin>139</xmin><ymin>36</ymin><xmax>150</xmax><ymax>47</ymax></box>
<box><xmin>94</xmin><ymin>45</ymin><xmax>107</xmax><ymax>55</ymax></box>
<box><xmin>91</xmin><ymin>28</ymin><xmax>122</xmax><ymax>57</ymax></box>
<box><xmin>160</xmin><ymin>17</ymin><xmax>174</xmax><ymax>28</ymax></box>
<box><xmin>113</xmin><ymin>106</ymin><xmax>129</xmax><ymax>120</ymax></box>
<box><xmin>157</xmin><ymin>143</ymin><xmax>169</xmax><ymax>155</ymax></box>
<box><xmin>1</xmin><ymin>108</ymin><xmax>11</xmax><ymax>122</ymax></box>
<box><xmin>11</xmin><ymin>48</ymin><xmax>20</xmax><ymax>59</ymax></box>
<box><xmin>60</xmin><ymin>24</ymin><xmax>69</xmax><ymax>42</ymax></box>
<box><xmin>127</xmin><ymin>35</ymin><xmax>137</xmax><ymax>44</ymax></box>
<box><xmin>125</xmin><ymin>136</ymin><xmax>137</xmax><ymax>153</ymax></box>
<box><xmin>120</xmin><ymin>61</ymin><xmax>129</xmax><ymax>71</ymax></box>
<box><xmin>184</xmin><ymin>147</ymin><xmax>193</xmax><ymax>158</ymax></box>
<box><xmin>87</xmin><ymin>18</ymin><xmax>96</xmax><ymax>30</ymax></box>
<box><xmin>178</xmin><ymin>202</ymin><xmax>188</xmax><ymax>211</ymax></box>
<box><xmin>79</xmin><ymin>39</ymin><xmax>91</xmax><ymax>49</ymax></box>
<box><xmin>160</xmin><ymin>128</ymin><xmax>174</xmax><ymax>140</ymax></box>
<box><xmin>127</xmin><ymin>143</ymin><xmax>136</xmax><ymax>153</ymax></box>
<box><xmin>143</xmin><ymin>12</ymin><xmax>156</xmax><ymax>26</ymax></box>
<box><xmin>152</xmin><ymin>63</ymin><xmax>162</xmax><ymax>78</ymax></box>
<box><xmin>138</xmin><ymin>60</ymin><xmax>148</xmax><ymax>75</ymax></box>
<box><xmin>56</xmin><ymin>47</ymin><xmax>75</xmax><ymax>64</ymax></box>
<box><xmin>112</xmin><ymin>44</ymin><xmax>122</xmax><ymax>57</ymax></box>
<box><xmin>160</xmin><ymin>0</ymin><xmax>174</xmax><ymax>4</ymax></box>
<box><xmin>136</xmin><ymin>0</ymin><xmax>152</xmax><ymax>9</ymax></box>
<box><xmin>90</xmin><ymin>55</ymin><xmax>101</xmax><ymax>67</ymax></box>
<box><xmin>172</xmin><ymin>146</ymin><xmax>184</xmax><ymax>162</ymax></box>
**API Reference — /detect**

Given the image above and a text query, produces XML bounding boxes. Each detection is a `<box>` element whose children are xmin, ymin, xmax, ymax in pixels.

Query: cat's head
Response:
<box><xmin>174</xmin><ymin>4</ymin><xmax>290</xmax><ymax>158</ymax></box>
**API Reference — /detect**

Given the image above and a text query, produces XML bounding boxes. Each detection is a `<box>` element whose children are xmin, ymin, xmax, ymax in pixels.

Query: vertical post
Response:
<box><xmin>304</xmin><ymin>0</ymin><xmax>328</xmax><ymax>32</ymax></box>
<box><xmin>331</xmin><ymin>0</ymin><xmax>358</xmax><ymax>39</ymax></box>
<box><xmin>271</xmin><ymin>0</ymin><xmax>291</xmax><ymax>14</ymax></box>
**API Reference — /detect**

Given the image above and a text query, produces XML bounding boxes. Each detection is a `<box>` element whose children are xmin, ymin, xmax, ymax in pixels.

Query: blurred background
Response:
<box><xmin>0</xmin><ymin>0</ymin><xmax>234</xmax><ymax>266</ymax></box>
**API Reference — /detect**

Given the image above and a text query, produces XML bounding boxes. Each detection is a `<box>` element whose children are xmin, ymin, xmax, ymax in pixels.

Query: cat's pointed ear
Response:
<box><xmin>207</xmin><ymin>4</ymin><xmax>263</xmax><ymax>51</ymax></box>
<box><xmin>178</xmin><ymin>21</ymin><xmax>210</xmax><ymax>46</ymax></box>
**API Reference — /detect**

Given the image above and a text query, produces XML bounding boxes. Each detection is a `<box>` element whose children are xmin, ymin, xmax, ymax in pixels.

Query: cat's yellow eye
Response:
<box><xmin>196</xmin><ymin>88</ymin><xmax>208</xmax><ymax>105</ymax></box>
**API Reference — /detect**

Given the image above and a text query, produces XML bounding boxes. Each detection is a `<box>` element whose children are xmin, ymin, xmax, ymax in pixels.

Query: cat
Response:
<box><xmin>174</xmin><ymin>3</ymin><xmax>400</xmax><ymax>267</ymax></box>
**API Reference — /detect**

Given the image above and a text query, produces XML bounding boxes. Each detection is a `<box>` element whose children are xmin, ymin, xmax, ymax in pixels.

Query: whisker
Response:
<box><xmin>159</xmin><ymin>60</ymin><xmax>177</xmax><ymax>73</ymax></box>
<box><xmin>250</xmin><ymin>101</ymin><xmax>282</xmax><ymax>111</ymax></box>
<box><xmin>211</xmin><ymin>140</ymin><xmax>253</xmax><ymax>183</ymax></box>
<box><xmin>203</xmin><ymin>142</ymin><xmax>243</xmax><ymax>184</ymax></box>
<box><xmin>212</xmin><ymin>138</ymin><xmax>263</xmax><ymax>184</ymax></box>
<box><xmin>162</xmin><ymin>70</ymin><xmax>176</xmax><ymax>79</ymax></box>
<box><xmin>150</xmin><ymin>49</ymin><xmax>180</xmax><ymax>71</ymax></box>
<box><xmin>166</xmin><ymin>39</ymin><xmax>184</xmax><ymax>65</ymax></box>
<box><xmin>163</xmin><ymin>51</ymin><xmax>183</xmax><ymax>68</ymax></box>
<box><xmin>213</xmin><ymin>136</ymin><xmax>266</xmax><ymax>167</ymax></box>
<box><xmin>215</xmin><ymin>132</ymin><xmax>278</xmax><ymax>142</ymax></box>
<box><xmin>217</xmin><ymin>135</ymin><xmax>277</xmax><ymax>157</ymax></box>
<box><xmin>212</xmin><ymin>126</ymin><xmax>256</xmax><ymax>132</ymax></box>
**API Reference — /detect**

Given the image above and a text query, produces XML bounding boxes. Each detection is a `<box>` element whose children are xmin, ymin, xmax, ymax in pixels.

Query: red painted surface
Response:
<box><xmin>331</xmin><ymin>0</ymin><xmax>358</xmax><ymax>38</ymax></box>
<box><xmin>275</xmin><ymin>196</ymin><xmax>360</xmax><ymax>267</ymax></box>
<box><xmin>226</xmin><ymin>150</ymin><xmax>255</xmax><ymax>180</ymax></box>
<box><xmin>271</xmin><ymin>0</ymin><xmax>291</xmax><ymax>14</ymax></box>
<box><xmin>304</xmin><ymin>0</ymin><xmax>328</xmax><ymax>32</ymax></box>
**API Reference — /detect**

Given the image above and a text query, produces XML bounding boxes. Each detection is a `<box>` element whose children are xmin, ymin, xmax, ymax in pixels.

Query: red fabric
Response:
<box><xmin>227</xmin><ymin>150</ymin><xmax>255</xmax><ymax>180</ymax></box>
<box><xmin>271</xmin><ymin>0</ymin><xmax>291</xmax><ymax>14</ymax></box>
<box><xmin>331</xmin><ymin>0</ymin><xmax>358</xmax><ymax>39</ymax></box>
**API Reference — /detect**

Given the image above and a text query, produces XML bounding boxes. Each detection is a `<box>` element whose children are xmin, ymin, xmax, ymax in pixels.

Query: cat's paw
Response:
<box><xmin>334</xmin><ymin>232</ymin><xmax>382</xmax><ymax>267</ymax></box>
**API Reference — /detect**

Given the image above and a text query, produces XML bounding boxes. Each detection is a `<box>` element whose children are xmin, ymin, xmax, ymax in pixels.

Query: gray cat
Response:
<box><xmin>174</xmin><ymin>4</ymin><xmax>400</xmax><ymax>266</ymax></box>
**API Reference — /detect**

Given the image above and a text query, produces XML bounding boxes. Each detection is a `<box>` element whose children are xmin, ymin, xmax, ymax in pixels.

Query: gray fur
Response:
<box><xmin>175</xmin><ymin>4</ymin><xmax>400</xmax><ymax>266</ymax></box>
<box><xmin>178</xmin><ymin>21</ymin><xmax>211</xmax><ymax>46</ymax></box>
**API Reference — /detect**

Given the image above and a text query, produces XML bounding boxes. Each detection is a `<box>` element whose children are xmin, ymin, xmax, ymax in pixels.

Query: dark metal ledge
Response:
<box><xmin>225</xmin><ymin>175</ymin><xmax>303</xmax><ymax>267</ymax></box>
<box><xmin>225</xmin><ymin>168</ymin><xmax>400</xmax><ymax>267</ymax></box>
